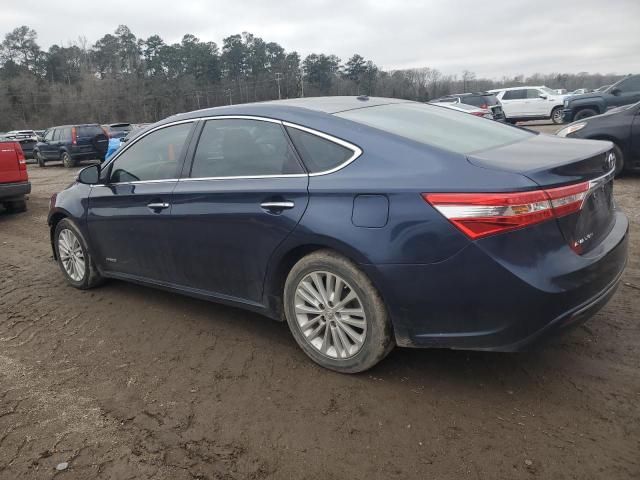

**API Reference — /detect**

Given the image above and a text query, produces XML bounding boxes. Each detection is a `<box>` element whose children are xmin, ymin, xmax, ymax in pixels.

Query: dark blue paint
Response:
<box><xmin>48</xmin><ymin>97</ymin><xmax>629</xmax><ymax>351</ymax></box>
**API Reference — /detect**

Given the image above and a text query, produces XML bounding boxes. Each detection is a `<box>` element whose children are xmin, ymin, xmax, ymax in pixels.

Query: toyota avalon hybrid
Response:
<box><xmin>48</xmin><ymin>97</ymin><xmax>628</xmax><ymax>373</ymax></box>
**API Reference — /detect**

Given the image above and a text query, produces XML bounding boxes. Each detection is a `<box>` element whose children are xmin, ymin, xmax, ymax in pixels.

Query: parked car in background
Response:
<box><xmin>570</xmin><ymin>88</ymin><xmax>592</xmax><ymax>95</ymax></box>
<box><xmin>3</xmin><ymin>130</ymin><xmax>38</xmax><ymax>158</ymax></box>
<box><xmin>557</xmin><ymin>101</ymin><xmax>640</xmax><ymax>175</ymax></box>
<box><xmin>48</xmin><ymin>97</ymin><xmax>628</xmax><ymax>373</ymax></box>
<box><xmin>103</xmin><ymin>123</ymin><xmax>133</xmax><ymax>139</ymax></box>
<box><xmin>430</xmin><ymin>93</ymin><xmax>505</xmax><ymax>121</ymax></box>
<box><xmin>430</xmin><ymin>101</ymin><xmax>495</xmax><ymax>119</ymax></box>
<box><xmin>488</xmin><ymin>86</ymin><xmax>568</xmax><ymax>124</ymax></box>
<box><xmin>562</xmin><ymin>75</ymin><xmax>640</xmax><ymax>122</ymax></box>
<box><xmin>34</xmin><ymin>124</ymin><xmax>109</xmax><ymax>168</ymax></box>
<box><xmin>0</xmin><ymin>140</ymin><xmax>30</xmax><ymax>212</ymax></box>
<box><xmin>555</xmin><ymin>89</ymin><xmax>568</xmax><ymax>95</ymax></box>
<box><xmin>595</xmin><ymin>85</ymin><xmax>611</xmax><ymax>93</ymax></box>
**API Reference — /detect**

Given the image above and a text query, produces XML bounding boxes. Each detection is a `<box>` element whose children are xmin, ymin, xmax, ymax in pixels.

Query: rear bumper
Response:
<box><xmin>0</xmin><ymin>181</ymin><xmax>31</xmax><ymax>200</ymax></box>
<box><xmin>363</xmin><ymin>211</ymin><xmax>629</xmax><ymax>351</ymax></box>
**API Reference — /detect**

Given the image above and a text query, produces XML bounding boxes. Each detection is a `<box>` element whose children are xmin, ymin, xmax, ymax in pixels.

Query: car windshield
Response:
<box><xmin>335</xmin><ymin>103</ymin><xmax>532</xmax><ymax>154</ymax></box>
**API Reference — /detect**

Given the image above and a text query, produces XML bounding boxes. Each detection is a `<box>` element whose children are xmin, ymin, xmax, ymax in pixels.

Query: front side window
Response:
<box><xmin>336</xmin><ymin>103</ymin><xmax>532</xmax><ymax>155</ymax></box>
<box><xmin>190</xmin><ymin>119</ymin><xmax>304</xmax><ymax>178</ymax></box>
<box><xmin>44</xmin><ymin>130</ymin><xmax>54</xmax><ymax>142</ymax></box>
<box><xmin>52</xmin><ymin>129</ymin><xmax>61</xmax><ymax>141</ymax></box>
<box><xmin>527</xmin><ymin>89</ymin><xmax>542</xmax><ymax>99</ymax></box>
<box><xmin>617</xmin><ymin>76</ymin><xmax>640</xmax><ymax>93</ymax></box>
<box><xmin>285</xmin><ymin>126</ymin><xmax>354</xmax><ymax>173</ymax></box>
<box><xmin>109</xmin><ymin>123</ymin><xmax>192</xmax><ymax>183</ymax></box>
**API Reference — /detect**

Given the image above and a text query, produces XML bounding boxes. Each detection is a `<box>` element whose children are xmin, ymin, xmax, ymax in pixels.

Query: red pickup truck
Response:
<box><xmin>0</xmin><ymin>140</ymin><xmax>30</xmax><ymax>212</ymax></box>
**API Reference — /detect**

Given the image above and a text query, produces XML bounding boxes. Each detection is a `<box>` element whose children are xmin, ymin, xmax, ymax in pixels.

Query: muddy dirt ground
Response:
<box><xmin>1</xmin><ymin>152</ymin><xmax>639</xmax><ymax>479</ymax></box>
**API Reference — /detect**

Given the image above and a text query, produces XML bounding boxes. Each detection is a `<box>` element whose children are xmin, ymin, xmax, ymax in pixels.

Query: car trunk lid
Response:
<box><xmin>467</xmin><ymin>134</ymin><xmax>616</xmax><ymax>254</ymax></box>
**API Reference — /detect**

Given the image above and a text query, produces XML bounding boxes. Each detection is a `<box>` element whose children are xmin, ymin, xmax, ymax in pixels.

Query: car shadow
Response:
<box><xmin>96</xmin><ymin>277</ymin><xmax>569</xmax><ymax>390</ymax></box>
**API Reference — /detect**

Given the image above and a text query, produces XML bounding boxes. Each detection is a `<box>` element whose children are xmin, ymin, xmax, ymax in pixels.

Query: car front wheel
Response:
<box><xmin>574</xmin><ymin>108</ymin><xmax>598</xmax><ymax>121</ymax></box>
<box><xmin>35</xmin><ymin>150</ymin><xmax>45</xmax><ymax>167</ymax></box>
<box><xmin>284</xmin><ymin>250</ymin><xmax>394</xmax><ymax>373</ymax></box>
<box><xmin>54</xmin><ymin>218</ymin><xmax>103</xmax><ymax>289</ymax></box>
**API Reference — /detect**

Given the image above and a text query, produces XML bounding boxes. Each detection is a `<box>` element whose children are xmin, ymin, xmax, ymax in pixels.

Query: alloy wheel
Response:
<box><xmin>58</xmin><ymin>228</ymin><xmax>85</xmax><ymax>282</ymax></box>
<box><xmin>294</xmin><ymin>271</ymin><xmax>367</xmax><ymax>359</ymax></box>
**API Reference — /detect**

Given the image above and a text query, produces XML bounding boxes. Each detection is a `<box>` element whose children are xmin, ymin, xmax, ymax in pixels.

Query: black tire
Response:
<box><xmin>574</xmin><ymin>108</ymin><xmax>598</xmax><ymax>121</ymax></box>
<box><xmin>61</xmin><ymin>151</ymin><xmax>75</xmax><ymax>168</ymax></box>
<box><xmin>6</xmin><ymin>199</ymin><xmax>27</xmax><ymax>213</ymax></box>
<box><xmin>283</xmin><ymin>250</ymin><xmax>394</xmax><ymax>373</ymax></box>
<box><xmin>54</xmin><ymin>218</ymin><xmax>104</xmax><ymax>289</ymax></box>
<box><xmin>612</xmin><ymin>144</ymin><xmax>625</xmax><ymax>177</ymax></box>
<box><xmin>551</xmin><ymin>107</ymin><xmax>564</xmax><ymax>125</ymax></box>
<box><xmin>35</xmin><ymin>150</ymin><xmax>45</xmax><ymax>167</ymax></box>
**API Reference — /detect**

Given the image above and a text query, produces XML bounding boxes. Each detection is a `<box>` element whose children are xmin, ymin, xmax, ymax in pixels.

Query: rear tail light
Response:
<box><xmin>470</xmin><ymin>111</ymin><xmax>485</xmax><ymax>117</ymax></box>
<box><xmin>479</xmin><ymin>103</ymin><xmax>488</xmax><ymax>109</ymax></box>
<box><xmin>13</xmin><ymin>142</ymin><xmax>27</xmax><ymax>171</ymax></box>
<box><xmin>71</xmin><ymin>127</ymin><xmax>77</xmax><ymax>145</ymax></box>
<box><xmin>423</xmin><ymin>181</ymin><xmax>590</xmax><ymax>240</ymax></box>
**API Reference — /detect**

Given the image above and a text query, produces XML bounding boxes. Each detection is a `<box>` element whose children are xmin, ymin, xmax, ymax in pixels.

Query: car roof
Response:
<box><xmin>163</xmin><ymin>96</ymin><xmax>412</xmax><ymax>123</ymax></box>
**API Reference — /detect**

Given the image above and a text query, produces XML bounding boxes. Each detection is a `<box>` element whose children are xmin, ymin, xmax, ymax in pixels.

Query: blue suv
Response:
<box><xmin>34</xmin><ymin>124</ymin><xmax>109</xmax><ymax>168</ymax></box>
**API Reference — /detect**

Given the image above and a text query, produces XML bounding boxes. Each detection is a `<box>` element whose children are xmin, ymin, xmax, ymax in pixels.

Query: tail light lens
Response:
<box><xmin>423</xmin><ymin>181</ymin><xmax>590</xmax><ymax>240</ymax></box>
<box><xmin>13</xmin><ymin>142</ymin><xmax>27</xmax><ymax>171</ymax></box>
<box><xmin>71</xmin><ymin>127</ymin><xmax>77</xmax><ymax>145</ymax></box>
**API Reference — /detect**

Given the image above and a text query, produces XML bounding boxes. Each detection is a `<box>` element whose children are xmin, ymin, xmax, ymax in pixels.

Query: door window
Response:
<box><xmin>285</xmin><ymin>126</ymin><xmax>354</xmax><ymax>173</ymax></box>
<box><xmin>527</xmin><ymin>89</ymin><xmax>543</xmax><ymax>99</ymax></box>
<box><xmin>52</xmin><ymin>129</ymin><xmax>61</xmax><ymax>141</ymax></box>
<box><xmin>502</xmin><ymin>89</ymin><xmax>526</xmax><ymax>100</ymax></box>
<box><xmin>190</xmin><ymin>119</ymin><xmax>304</xmax><ymax>178</ymax></box>
<box><xmin>44</xmin><ymin>130</ymin><xmax>54</xmax><ymax>142</ymax></box>
<box><xmin>617</xmin><ymin>76</ymin><xmax>640</xmax><ymax>93</ymax></box>
<box><xmin>108</xmin><ymin>123</ymin><xmax>192</xmax><ymax>183</ymax></box>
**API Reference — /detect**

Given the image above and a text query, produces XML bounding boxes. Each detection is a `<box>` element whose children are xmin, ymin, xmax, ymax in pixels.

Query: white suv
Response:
<box><xmin>488</xmin><ymin>86</ymin><xmax>568</xmax><ymax>124</ymax></box>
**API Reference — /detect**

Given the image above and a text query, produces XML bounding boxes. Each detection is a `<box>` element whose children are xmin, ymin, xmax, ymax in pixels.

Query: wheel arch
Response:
<box><xmin>48</xmin><ymin>209</ymin><xmax>71</xmax><ymax>260</ymax></box>
<box><xmin>262</xmin><ymin>240</ymin><xmax>378</xmax><ymax>321</ymax></box>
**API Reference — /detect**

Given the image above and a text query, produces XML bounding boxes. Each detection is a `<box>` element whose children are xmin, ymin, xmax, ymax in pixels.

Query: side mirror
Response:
<box><xmin>539</xmin><ymin>94</ymin><xmax>548</xmax><ymax>99</ymax></box>
<box><xmin>611</xmin><ymin>88</ymin><xmax>621</xmax><ymax>96</ymax></box>
<box><xmin>77</xmin><ymin>164</ymin><xmax>100</xmax><ymax>185</ymax></box>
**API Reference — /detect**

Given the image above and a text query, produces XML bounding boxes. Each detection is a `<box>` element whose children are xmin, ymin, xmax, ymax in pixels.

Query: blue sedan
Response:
<box><xmin>47</xmin><ymin>97</ymin><xmax>628</xmax><ymax>373</ymax></box>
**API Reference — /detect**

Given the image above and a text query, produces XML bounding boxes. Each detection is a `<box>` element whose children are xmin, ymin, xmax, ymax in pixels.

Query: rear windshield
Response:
<box><xmin>78</xmin><ymin>126</ymin><xmax>103</xmax><ymax>137</ymax></box>
<box><xmin>335</xmin><ymin>103</ymin><xmax>531</xmax><ymax>154</ymax></box>
<box><xmin>462</xmin><ymin>95</ymin><xmax>499</xmax><ymax>107</ymax></box>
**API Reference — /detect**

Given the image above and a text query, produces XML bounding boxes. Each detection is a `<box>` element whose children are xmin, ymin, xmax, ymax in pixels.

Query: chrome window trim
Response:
<box><xmin>282</xmin><ymin>121</ymin><xmax>363</xmax><ymax>176</ymax></box>
<box><xmin>99</xmin><ymin>114</ymin><xmax>363</xmax><ymax>185</ymax></box>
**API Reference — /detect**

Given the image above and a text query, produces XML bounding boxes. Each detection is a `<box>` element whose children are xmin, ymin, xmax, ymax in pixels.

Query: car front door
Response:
<box><xmin>611</xmin><ymin>76</ymin><xmax>640</xmax><ymax>108</ymax></box>
<box><xmin>499</xmin><ymin>89</ymin><xmax>527</xmax><ymax>117</ymax></box>
<box><xmin>40</xmin><ymin>129</ymin><xmax>56</xmax><ymax>159</ymax></box>
<box><xmin>527</xmin><ymin>88</ymin><xmax>549</xmax><ymax>116</ymax></box>
<box><xmin>87</xmin><ymin>121</ymin><xmax>195</xmax><ymax>281</ymax></box>
<box><xmin>170</xmin><ymin>117</ymin><xmax>309</xmax><ymax>304</ymax></box>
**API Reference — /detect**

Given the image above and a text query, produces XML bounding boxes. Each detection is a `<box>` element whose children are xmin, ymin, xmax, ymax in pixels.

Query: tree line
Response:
<box><xmin>0</xmin><ymin>25</ymin><xmax>626</xmax><ymax>131</ymax></box>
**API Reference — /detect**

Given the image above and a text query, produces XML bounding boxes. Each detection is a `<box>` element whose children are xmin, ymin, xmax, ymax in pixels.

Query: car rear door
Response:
<box><xmin>499</xmin><ymin>89</ymin><xmax>527</xmax><ymax>117</ymax></box>
<box><xmin>76</xmin><ymin>125</ymin><xmax>108</xmax><ymax>159</ymax></box>
<box><xmin>169</xmin><ymin>117</ymin><xmax>309</xmax><ymax>304</ymax></box>
<box><xmin>87</xmin><ymin>121</ymin><xmax>196</xmax><ymax>281</ymax></box>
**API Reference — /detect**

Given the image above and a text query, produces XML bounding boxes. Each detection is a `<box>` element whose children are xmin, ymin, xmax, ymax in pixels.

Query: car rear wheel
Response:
<box><xmin>551</xmin><ymin>107</ymin><xmax>564</xmax><ymax>124</ymax></box>
<box><xmin>5</xmin><ymin>199</ymin><xmax>27</xmax><ymax>213</ymax></box>
<box><xmin>284</xmin><ymin>250</ymin><xmax>394</xmax><ymax>373</ymax></box>
<box><xmin>54</xmin><ymin>218</ymin><xmax>103</xmax><ymax>289</ymax></box>
<box><xmin>61</xmin><ymin>151</ymin><xmax>75</xmax><ymax>168</ymax></box>
<box><xmin>574</xmin><ymin>108</ymin><xmax>598</xmax><ymax>121</ymax></box>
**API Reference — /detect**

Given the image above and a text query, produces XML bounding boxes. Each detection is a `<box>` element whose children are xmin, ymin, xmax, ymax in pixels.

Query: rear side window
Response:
<box><xmin>61</xmin><ymin>127</ymin><xmax>72</xmax><ymax>142</ymax></box>
<box><xmin>109</xmin><ymin>123</ymin><xmax>192</xmax><ymax>183</ymax></box>
<box><xmin>462</xmin><ymin>95</ymin><xmax>499</xmax><ymax>107</ymax></box>
<box><xmin>285</xmin><ymin>127</ymin><xmax>354</xmax><ymax>173</ymax></box>
<box><xmin>190</xmin><ymin>119</ymin><xmax>303</xmax><ymax>178</ymax></box>
<box><xmin>78</xmin><ymin>125</ymin><xmax>103</xmax><ymax>137</ymax></box>
<box><xmin>336</xmin><ymin>103</ymin><xmax>532</xmax><ymax>155</ymax></box>
<box><xmin>502</xmin><ymin>89</ymin><xmax>526</xmax><ymax>100</ymax></box>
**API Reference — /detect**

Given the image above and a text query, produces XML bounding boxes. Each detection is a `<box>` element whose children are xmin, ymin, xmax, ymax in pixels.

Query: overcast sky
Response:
<box><xmin>3</xmin><ymin>0</ymin><xmax>639</xmax><ymax>78</ymax></box>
